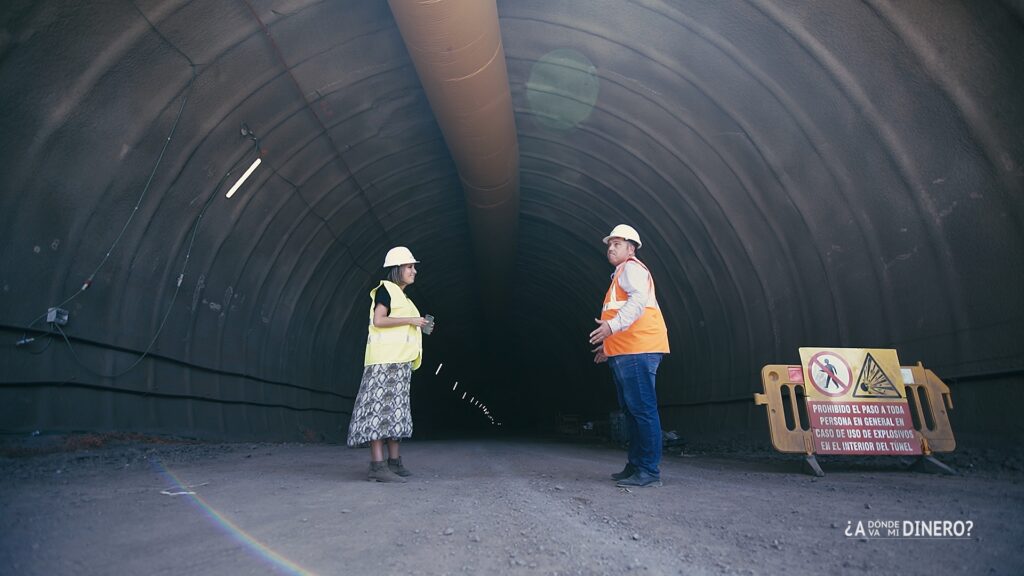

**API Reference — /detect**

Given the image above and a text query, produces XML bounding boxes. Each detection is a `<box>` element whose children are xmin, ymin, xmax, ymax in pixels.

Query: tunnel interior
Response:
<box><xmin>1</xmin><ymin>0</ymin><xmax>1022</xmax><ymax>443</ymax></box>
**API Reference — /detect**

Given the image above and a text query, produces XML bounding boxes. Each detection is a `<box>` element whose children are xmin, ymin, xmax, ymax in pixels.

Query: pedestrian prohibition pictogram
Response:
<box><xmin>807</xmin><ymin>351</ymin><xmax>853</xmax><ymax>397</ymax></box>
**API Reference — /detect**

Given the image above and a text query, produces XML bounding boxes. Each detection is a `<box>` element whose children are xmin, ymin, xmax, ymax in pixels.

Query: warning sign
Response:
<box><xmin>799</xmin><ymin>348</ymin><xmax>921</xmax><ymax>455</ymax></box>
<box><xmin>853</xmin><ymin>353</ymin><xmax>902</xmax><ymax>398</ymax></box>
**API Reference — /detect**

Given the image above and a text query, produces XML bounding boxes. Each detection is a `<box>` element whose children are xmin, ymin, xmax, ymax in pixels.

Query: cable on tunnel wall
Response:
<box><xmin>23</xmin><ymin>67</ymin><xmax>198</xmax><ymax>332</ymax></box>
<box><xmin>7</xmin><ymin>61</ymin><xmax>302</xmax><ymax>391</ymax></box>
<box><xmin>3</xmin><ymin>324</ymin><xmax>352</xmax><ymax>401</ymax></box>
<box><xmin>0</xmin><ymin>381</ymin><xmax>348</xmax><ymax>415</ymax></box>
<box><xmin>20</xmin><ymin>140</ymin><xmax>265</xmax><ymax>382</ymax></box>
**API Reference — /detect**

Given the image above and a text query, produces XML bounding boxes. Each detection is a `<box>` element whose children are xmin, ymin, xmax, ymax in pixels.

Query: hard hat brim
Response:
<box><xmin>602</xmin><ymin>235</ymin><xmax>642</xmax><ymax>249</ymax></box>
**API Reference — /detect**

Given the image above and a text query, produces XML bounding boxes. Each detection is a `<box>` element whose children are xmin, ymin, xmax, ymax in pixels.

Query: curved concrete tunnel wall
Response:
<box><xmin>0</xmin><ymin>0</ymin><xmax>1021</xmax><ymax>442</ymax></box>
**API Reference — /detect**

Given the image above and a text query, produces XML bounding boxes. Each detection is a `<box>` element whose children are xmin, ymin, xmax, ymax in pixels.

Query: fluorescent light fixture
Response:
<box><xmin>462</xmin><ymin>392</ymin><xmax>466</xmax><ymax>400</ymax></box>
<box><xmin>435</xmin><ymin>363</ymin><xmax>443</xmax><ymax>375</ymax></box>
<box><xmin>225</xmin><ymin>157</ymin><xmax>262</xmax><ymax>198</ymax></box>
<box><xmin>452</xmin><ymin>381</ymin><xmax>458</xmax><ymax>391</ymax></box>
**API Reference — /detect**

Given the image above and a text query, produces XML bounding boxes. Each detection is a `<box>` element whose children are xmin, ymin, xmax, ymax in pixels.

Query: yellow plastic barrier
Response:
<box><xmin>754</xmin><ymin>362</ymin><xmax>956</xmax><ymax>475</ymax></box>
<box><xmin>754</xmin><ymin>365</ymin><xmax>814</xmax><ymax>455</ymax></box>
<box><xmin>901</xmin><ymin>362</ymin><xmax>956</xmax><ymax>454</ymax></box>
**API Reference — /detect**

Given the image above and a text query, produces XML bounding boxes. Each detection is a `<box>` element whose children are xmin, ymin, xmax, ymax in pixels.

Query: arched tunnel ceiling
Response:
<box><xmin>1</xmin><ymin>0</ymin><xmax>1021</xmax><ymax>439</ymax></box>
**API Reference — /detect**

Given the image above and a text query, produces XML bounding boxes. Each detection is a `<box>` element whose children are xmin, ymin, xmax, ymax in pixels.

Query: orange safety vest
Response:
<box><xmin>601</xmin><ymin>258</ymin><xmax>670</xmax><ymax>356</ymax></box>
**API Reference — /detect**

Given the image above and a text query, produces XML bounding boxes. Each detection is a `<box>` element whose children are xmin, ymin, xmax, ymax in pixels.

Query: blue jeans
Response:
<box><xmin>608</xmin><ymin>353</ymin><xmax>663</xmax><ymax>476</ymax></box>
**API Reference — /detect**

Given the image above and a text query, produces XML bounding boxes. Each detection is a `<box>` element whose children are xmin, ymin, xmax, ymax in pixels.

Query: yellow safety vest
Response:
<box><xmin>364</xmin><ymin>281</ymin><xmax>422</xmax><ymax>370</ymax></box>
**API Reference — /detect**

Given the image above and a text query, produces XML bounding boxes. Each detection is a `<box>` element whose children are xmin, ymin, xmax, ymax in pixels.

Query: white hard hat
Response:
<box><xmin>383</xmin><ymin>246</ymin><xmax>420</xmax><ymax>268</ymax></box>
<box><xmin>602</xmin><ymin>224</ymin><xmax>642</xmax><ymax>249</ymax></box>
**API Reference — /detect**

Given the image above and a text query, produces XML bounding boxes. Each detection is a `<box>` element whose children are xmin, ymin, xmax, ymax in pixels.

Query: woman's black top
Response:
<box><xmin>374</xmin><ymin>283</ymin><xmax>392</xmax><ymax>315</ymax></box>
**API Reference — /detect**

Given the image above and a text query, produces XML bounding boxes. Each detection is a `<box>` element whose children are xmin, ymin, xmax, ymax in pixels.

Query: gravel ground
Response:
<box><xmin>1</xmin><ymin>434</ymin><xmax>1022</xmax><ymax>575</ymax></box>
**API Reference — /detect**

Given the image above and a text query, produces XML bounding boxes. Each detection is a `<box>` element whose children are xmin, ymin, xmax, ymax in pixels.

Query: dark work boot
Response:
<box><xmin>388</xmin><ymin>457</ymin><xmax>412</xmax><ymax>477</ymax></box>
<box><xmin>368</xmin><ymin>460</ymin><xmax>406</xmax><ymax>483</ymax></box>
<box><xmin>611</xmin><ymin>463</ymin><xmax>636</xmax><ymax>480</ymax></box>
<box><xmin>616</xmin><ymin>470</ymin><xmax>662</xmax><ymax>488</ymax></box>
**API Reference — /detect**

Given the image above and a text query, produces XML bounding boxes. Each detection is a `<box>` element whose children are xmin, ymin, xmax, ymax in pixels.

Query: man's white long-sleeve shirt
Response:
<box><xmin>607</xmin><ymin>260</ymin><xmax>658</xmax><ymax>333</ymax></box>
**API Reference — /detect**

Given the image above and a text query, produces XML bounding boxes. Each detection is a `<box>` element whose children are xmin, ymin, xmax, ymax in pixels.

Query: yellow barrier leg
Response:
<box><xmin>803</xmin><ymin>455</ymin><xmax>825</xmax><ymax>477</ymax></box>
<box><xmin>802</xmin><ymin>436</ymin><xmax>824</xmax><ymax>477</ymax></box>
<box><xmin>911</xmin><ymin>438</ymin><xmax>957</xmax><ymax>475</ymax></box>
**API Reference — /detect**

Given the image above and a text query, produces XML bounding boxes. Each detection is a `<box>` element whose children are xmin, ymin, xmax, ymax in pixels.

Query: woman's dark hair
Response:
<box><xmin>386</xmin><ymin>265</ymin><xmax>403</xmax><ymax>285</ymax></box>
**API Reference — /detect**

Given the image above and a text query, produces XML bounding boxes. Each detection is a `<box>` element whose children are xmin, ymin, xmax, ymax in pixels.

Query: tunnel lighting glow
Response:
<box><xmin>452</xmin><ymin>381</ymin><xmax>458</xmax><ymax>391</ymax></box>
<box><xmin>435</xmin><ymin>363</ymin><xmax>443</xmax><ymax>375</ymax></box>
<box><xmin>461</xmin><ymin>392</ymin><xmax>466</xmax><ymax>400</ymax></box>
<box><xmin>225</xmin><ymin>157</ymin><xmax>262</xmax><ymax>198</ymax></box>
<box><xmin>470</xmin><ymin>396</ymin><xmax>475</xmax><ymax>403</ymax></box>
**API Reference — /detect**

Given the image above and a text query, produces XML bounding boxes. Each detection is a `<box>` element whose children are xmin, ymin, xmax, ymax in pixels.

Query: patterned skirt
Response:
<box><xmin>346</xmin><ymin>362</ymin><xmax>413</xmax><ymax>447</ymax></box>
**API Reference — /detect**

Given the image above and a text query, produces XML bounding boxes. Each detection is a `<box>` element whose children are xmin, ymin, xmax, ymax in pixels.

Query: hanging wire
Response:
<box><xmin>31</xmin><ymin>63</ymin><xmax>264</xmax><ymax>380</ymax></box>
<box><xmin>53</xmin><ymin>141</ymin><xmax>261</xmax><ymax>380</ymax></box>
<box><xmin>26</xmin><ymin>67</ymin><xmax>199</xmax><ymax>330</ymax></box>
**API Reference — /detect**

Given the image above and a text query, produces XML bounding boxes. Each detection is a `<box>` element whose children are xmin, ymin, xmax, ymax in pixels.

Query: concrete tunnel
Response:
<box><xmin>1</xmin><ymin>0</ymin><xmax>1022</xmax><ymax>446</ymax></box>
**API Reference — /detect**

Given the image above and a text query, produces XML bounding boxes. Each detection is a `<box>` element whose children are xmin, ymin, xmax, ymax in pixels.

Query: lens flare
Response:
<box><xmin>152</xmin><ymin>460</ymin><xmax>317</xmax><ymax>576</ymax></box>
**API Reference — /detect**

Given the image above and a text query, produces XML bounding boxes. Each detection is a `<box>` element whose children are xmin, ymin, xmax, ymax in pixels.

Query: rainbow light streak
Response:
<box><xmin>152</xmin><ymin>460</ymin><xmax>317</xmax><ymax>576</ymax></box>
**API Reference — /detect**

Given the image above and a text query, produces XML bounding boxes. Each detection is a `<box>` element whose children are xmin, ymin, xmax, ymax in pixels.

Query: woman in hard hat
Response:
<box><xmin>347</xmin><ymin>246</ymin><xmax>429</xmax><ymax>482</ymax></box>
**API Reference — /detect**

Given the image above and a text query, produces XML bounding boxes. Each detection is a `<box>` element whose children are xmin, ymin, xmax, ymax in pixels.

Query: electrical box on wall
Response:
<box><xmin>46</xmin><ymin>307</ymin><xmax>68</xmax><ymax>326</ymax></box>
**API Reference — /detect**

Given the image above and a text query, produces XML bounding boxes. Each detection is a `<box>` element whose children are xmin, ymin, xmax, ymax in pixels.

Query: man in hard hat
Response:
<box><xmin>589</xmin><ymin>224</ymin><xmax>670</xmax><ymax>488</ymax></box>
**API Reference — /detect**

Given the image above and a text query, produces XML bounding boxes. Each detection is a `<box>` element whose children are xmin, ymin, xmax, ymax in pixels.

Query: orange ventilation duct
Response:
<box><xmin>388</xmin><ymin>0</ymin><xmax>520</xmax><ymax>318</ymax></box>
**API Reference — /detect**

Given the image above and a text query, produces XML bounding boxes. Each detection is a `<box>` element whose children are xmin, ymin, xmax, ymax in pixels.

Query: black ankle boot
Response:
<box><xmin>388</xmin><ymin>457</ymin><xmax>412</xmax><ymax>477</ymax></box>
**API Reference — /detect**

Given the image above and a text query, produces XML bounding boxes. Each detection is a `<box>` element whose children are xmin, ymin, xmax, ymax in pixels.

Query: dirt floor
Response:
<box><xmin>1</xmin><ymin>434</ymin><xmax>1022</xmax><ymax>576</ymax></box>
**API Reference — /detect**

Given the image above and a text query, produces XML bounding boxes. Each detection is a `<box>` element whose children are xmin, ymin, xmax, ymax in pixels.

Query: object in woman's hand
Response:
<box><xmin>422</xmin><ymin>314</ymin><xmax>435</xmax><ymax>335</ymax></box>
